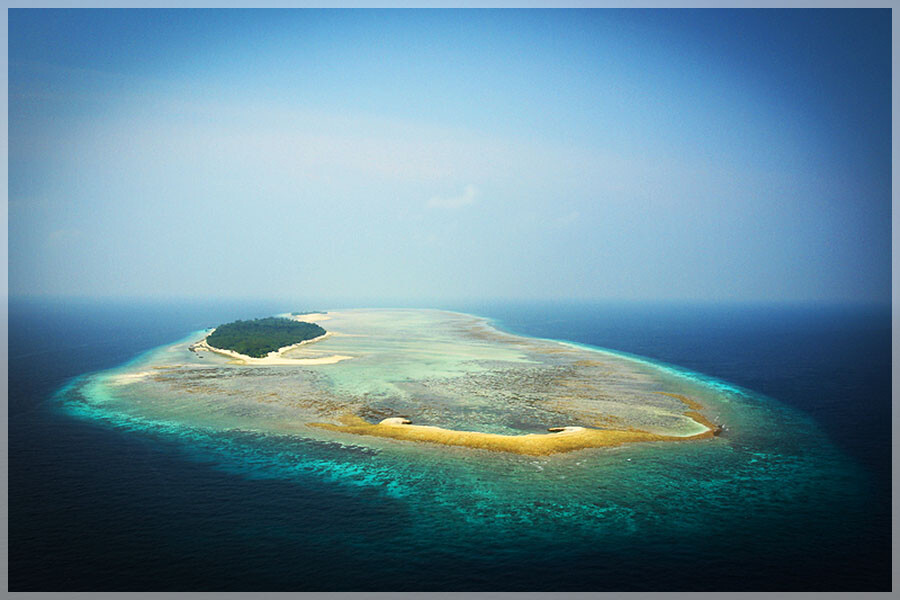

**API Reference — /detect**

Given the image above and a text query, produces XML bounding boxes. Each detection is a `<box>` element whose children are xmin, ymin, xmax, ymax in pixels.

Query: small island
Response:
<box><xmin>190</xmin><ymin>315</ymin><xmax>352</xmax><ymax>365</ymax></box>
<box><xmin>206</xmin><ymin>317</ymin><xmax>326</xmax><ymax>358</ymax></box>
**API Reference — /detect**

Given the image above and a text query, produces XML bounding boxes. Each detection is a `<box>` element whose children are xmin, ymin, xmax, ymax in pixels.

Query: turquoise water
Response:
<box><xmin>52</xmin><ymin>310</ymin><xmax>868</xmax><ymax>581</ymax></box>
<box><xmin>11</xmin><ymin>301</ymin><xmax>886</xmax><ymax>590</ymax></box>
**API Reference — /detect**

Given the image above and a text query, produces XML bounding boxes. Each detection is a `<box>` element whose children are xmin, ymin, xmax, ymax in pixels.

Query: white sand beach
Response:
<box><xmin>288</xmin><ymin>312</ymin><xmax>331</xmax><ymax>323</ymax></box>
<box><xmin>192</xmin><ymin>331</ymin><xmax>353</xmax><ymax>365</ymax></box>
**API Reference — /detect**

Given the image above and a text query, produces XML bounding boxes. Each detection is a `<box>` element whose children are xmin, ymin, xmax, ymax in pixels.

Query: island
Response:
<box><xmin>189</xmin><ymin>315</ymin><xmax>352</xmax><ymax>365</ymax></box>
<box><xmin>99</xmin><ymin>309</ymin><xmax>727</xmax><ymax>456</ymax></box>
<box><xmin>53</xmin><ymin>306</ymin><xmax>866</xmax><ymax>590</ymax></box>
<box><xmin>206</xmin><ymin>317</ymin><xmax>326</xmax><ymax>358</ymax></box>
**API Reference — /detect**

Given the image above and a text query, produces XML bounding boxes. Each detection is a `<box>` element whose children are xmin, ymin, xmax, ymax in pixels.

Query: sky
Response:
<box><xmin>8</xmin><ymin>9</ymin><xmax>892</xmax><ymax>305</ymax></box>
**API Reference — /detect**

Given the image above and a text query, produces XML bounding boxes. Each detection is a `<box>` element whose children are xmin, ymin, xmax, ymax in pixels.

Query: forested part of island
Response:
<box><xmin>207</xmin><ymin>317</ymin><xmax>326</xmax><ymax>358</ymax></box>
<box><xmin>291</xmin><ymin>310</ymin><xmax>326</xmax><ymax>316</ymax></box>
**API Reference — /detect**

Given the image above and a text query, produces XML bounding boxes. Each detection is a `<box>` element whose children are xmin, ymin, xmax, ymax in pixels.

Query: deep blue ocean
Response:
<box><xmin>8</xmin><ymin>298</ymin><xmax>891</xmax><ymax>591</ymax></box>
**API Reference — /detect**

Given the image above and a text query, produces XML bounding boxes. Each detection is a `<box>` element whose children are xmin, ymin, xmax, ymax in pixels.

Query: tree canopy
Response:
<box><xmin>207</xmin><ymin>317</ymin><xmax>326</xmax><ymax>358</ymax></box>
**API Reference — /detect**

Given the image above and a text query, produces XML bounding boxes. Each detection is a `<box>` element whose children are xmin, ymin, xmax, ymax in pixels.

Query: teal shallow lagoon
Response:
<box><xmin>8</xmin><ymin>300</ymin><xmax>886</xmax><ymax>590</ymax></box>
<box><xmin>62</xmin><ymin>308</ymin><xmax>724</xmax><ymax>445</ymax></box>
<box><xmin>52</xmin><ymin>308</ymin><xmax>868</xmax><ymax>577</ymax></box>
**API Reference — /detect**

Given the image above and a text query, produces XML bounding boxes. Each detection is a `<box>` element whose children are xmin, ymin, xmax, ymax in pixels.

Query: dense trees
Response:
<box><xmin>207</xmin><ymin>317</ymin><xmax>326</xmax><ymax>358</ymax></box>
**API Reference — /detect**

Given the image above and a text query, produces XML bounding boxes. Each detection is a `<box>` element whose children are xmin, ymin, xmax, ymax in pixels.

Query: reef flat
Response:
<box><xmin>42</xmin><ymin>304</ymin><xmax>882</xmax><ymax>591</ymax></box>
<box><xmin>309</xmin><ymin>390</ymin><xmax>720</xmax><ymax>456</ymax></box>
<box><xmin>71</xmin><ymin>309</ymin><xmax>726</xmax><ymax>456</ymax></box>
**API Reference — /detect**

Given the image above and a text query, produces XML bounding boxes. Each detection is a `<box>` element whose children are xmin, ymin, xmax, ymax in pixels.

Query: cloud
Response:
<box><xmin>427</xmin><ymin>185</ymin><xmax>479</xmax><ymax>209</ymax></box>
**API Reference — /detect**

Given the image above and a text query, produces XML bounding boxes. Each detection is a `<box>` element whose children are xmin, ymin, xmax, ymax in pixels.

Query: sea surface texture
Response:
<box><xmin>8</xmin><ymin>300</ymin><xmax>890</xmax><ymax>590</ymax></box>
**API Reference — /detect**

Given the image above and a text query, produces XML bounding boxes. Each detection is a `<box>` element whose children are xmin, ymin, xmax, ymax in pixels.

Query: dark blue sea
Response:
<box><xmin>7</xmin><ymin>298</ymin><xmax>891</xmax><ymax>591</ymax></box>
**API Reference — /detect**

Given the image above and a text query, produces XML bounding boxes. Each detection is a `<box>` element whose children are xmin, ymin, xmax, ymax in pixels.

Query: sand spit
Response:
<box><xmin>308</xmin><ymin>398</ymin><xmax>721</xmax><ymax>456</ymax></box>
<box><xmin>191</xmin><ymin>331</ymin><xmax>353</xmax><ymax>365</ymax></box>
<box><xmin>289</xmin><ymin>312</ymin><xmax>331</xmax><ymax>323</ymax></box>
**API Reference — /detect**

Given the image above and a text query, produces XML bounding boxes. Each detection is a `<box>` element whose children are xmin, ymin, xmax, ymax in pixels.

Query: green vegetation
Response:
<box><xmin>207</xmin><ymin>317</ymin><xmax>326</xmax><ymax>358</ymax></box>
<box><xmin>291</xmin><ymin>310</ymin><xmax>326</xmax><ymax>316</ymax></box>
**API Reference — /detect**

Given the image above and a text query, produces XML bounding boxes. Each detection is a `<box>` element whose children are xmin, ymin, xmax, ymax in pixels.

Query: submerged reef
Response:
<box><xmin>49</xmin><ymin>307</ymin><xmax>876</xmax><ymax>592</ymax></box>
<box><xmin>84</xmin><ymin>309</ymin><xmax>726</xmax><ymax>456</ymax></box>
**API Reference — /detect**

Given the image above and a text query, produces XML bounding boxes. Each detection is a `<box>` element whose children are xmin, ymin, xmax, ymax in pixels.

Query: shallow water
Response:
<box><xmin>9</xmin><ymin>300</ymin><xmax>890</xmax><ymax>590</ymax></box>
<box><xmin>71</xmin><ymin>309</ymin><xmax>720</xmax><ymax>442</ymax></box>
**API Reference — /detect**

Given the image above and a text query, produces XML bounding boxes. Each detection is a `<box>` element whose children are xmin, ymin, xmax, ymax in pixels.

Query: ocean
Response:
<box><xmin>7</xmin><ymin>298</ymin><xmax>891</xmax><ymax>591</ymax></box>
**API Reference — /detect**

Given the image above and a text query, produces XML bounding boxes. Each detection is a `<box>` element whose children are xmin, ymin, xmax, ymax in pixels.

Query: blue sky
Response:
<box><xmin>8</xmin><ymin>9</ymin><xmax>891</xmax><ymax>304</ymax></box>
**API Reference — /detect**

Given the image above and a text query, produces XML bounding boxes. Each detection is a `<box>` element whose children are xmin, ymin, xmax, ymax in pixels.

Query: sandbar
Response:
<box><xmin>289</xmin><ymin>312</ymin><xmax>331</xmax><ymax>323</ymax></box>
<box><xmin>309</xmin><ymin>395</ymin><xmax>721</xmax><ymax>456</ymax></box>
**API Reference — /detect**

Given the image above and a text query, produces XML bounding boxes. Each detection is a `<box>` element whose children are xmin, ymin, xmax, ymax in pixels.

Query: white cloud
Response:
<box><xmin>427</xmin><ymin>185</ymin><xmax>479</xmax><ymax>209</ymax></box>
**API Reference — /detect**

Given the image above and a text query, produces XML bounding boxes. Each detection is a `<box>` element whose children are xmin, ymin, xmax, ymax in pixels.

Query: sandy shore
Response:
<box><xmin>191</xmin><ymin>331</ymin><xmax>353</xmax><ymax>365</ymax></box>
<box><xmin>309</xmin><ymin>400</ymin><xmax>721</xmax><ymax>456</ymax></box>
<box><xmin>288</xmin><ymin>312</ymin><xmax>331</xmax><ymax>322</ymax></box>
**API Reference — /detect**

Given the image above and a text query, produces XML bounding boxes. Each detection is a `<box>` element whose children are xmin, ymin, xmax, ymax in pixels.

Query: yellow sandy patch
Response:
<box><xmin>308</xmin><ymin>396</ymin><xmax>721</xmax><ymax>456</ymax></box>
